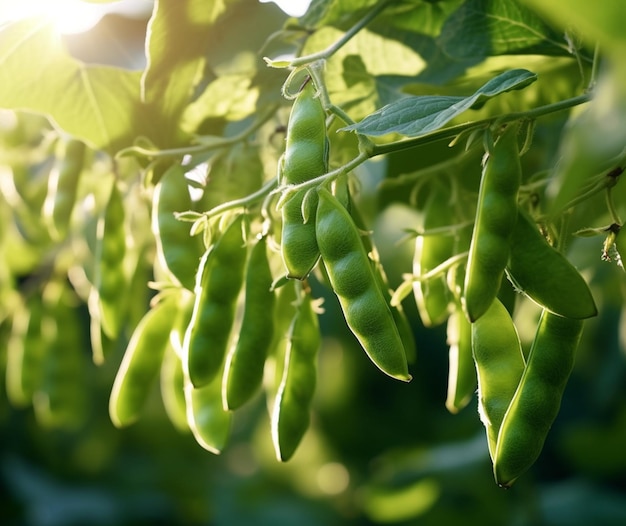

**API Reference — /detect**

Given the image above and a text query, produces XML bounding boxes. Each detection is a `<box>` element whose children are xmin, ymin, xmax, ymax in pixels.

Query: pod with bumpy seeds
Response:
<box><xmin>348</xmin><ymin>199</ymin><xmax>416</xmax><ymax>364</ymax></box>
<box><xmin>506</xmin><ymin>207</ymin><xmax>597</xmax><ymax>319</ymax></box>
<box><xmin>271</xmin><ymin>291</ymin><xmax>320</xmax><ymax>461</ymax></box>
<box><xmin>43</xmin><ymin>138</ymin><xmax>85</xmax><ymax>240</ymax></box>
<box><xmin>413</xmin><ymin>183</ymin><xmax>455</xmax><ymax>327</ymax></box>
<box><xmin>152</xmin><ymin>164</ymin><xmax>205</xmax><ymax>291</ymax></box>
<box><xmin>280</xmin><ymin>80</ymin><xmax>328</xmax><ymax>280</ymax></box>
<box><xmin>463</xmin><ymin>124</ymin><xmax>521</xmax><ymax>322</ymax></box>
<box><xmin>34</xmin><ymin>283</ymin><xmax>89</xmax><ymax>430</ymax></box>
<box><xmin>223</xmin><ymin>235</ymin><xmax>276</xmax><ymax>410</ymax></box>
<box><xmin>183</xmin><ymin>215</ymin><xmax>247</xmax><ymax>388</ymax></box>
<box><xmin>316</xmin><ymin>187</ymin><xmax>410</xmax><ymax>382</ymax></box>
<box><xmin>94</xmin><ymin>179</ymin><xmax>127</xmax><ymax>339</ymax></box>
<box><xmin>472</xmin><ymin>297</ymin><xmax>525</xmax><ymax>460</ymax></box>
<box><xmin>494</xmin><ymin>311</ymin><xmax>584</xmax><ymax>487</ymax></box>
<box><xmin>109</xmin><ymin>291</ymin><xmax>179</xmax><ymax>428</ymax></box>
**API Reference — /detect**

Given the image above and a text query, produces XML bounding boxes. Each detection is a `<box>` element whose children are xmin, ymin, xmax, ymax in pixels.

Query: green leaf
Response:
<box><xmin>181</xmin><ymin>72</ymin><xmax>257</xmax><ymax>132</ymax></box>
<box><xmin>341</xmin><ymin>68</ymin><xmax>537</xmax><ymax>137</ymax></box>
<box><xmin>519</xmin><ymin>0</ymin><xmax>626</xmax><ymax>54</ymax></box>
<box><xmin>438</xmin><ymin>0</ymin><xmax>571</xmax><ymax>60</ymax></box>
<box><xmin>545</xmin><ymin>66</ymin><xmax>626</xmax><ymax>215</ymax></box>
<box><xmin>141</xmin><ymin>0</ymin><xmax>234</xmax><ymax>146</ymax></box>
<box><xmin>375</xmin><ymin>0</ymin><xmax>464</xmax><ymax>38</ymax></box>
<box><xmin>299</xmin><ymin>0</ymin><xmax>378</xmax><ymax>28</ymax></box>
<box><xmin>301</xmin><ymin>25</ymin><xmax>426</xmax><ymax>123</ymax></box>
<box><xmin>0</xmin><ymin>19</ymin><xmax>152</xmax><ymax>154</ymax></box>
<box><xmin>149</xmin><ymin>0</ymin><xmax>285</xmax><ymax>136</ymax></box>
<box><xmin>195</xmin><ymin>142</ymin><xmax>265</xmax><ymax>212</ymax></box>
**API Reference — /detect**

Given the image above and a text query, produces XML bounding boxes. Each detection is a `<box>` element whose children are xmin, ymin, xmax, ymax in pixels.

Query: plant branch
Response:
<box><xmin>368</xmin><ymin>93</ymin><xmax>591</xmax><ymax>158</ymax></box>
<box><xmin>116</xmin><ymin>104</ymin><xmax>280</xmax><ymax>160</ymax></box>
<box><xmin>288</xmin><ymin>0</ymin><xmax>394</xmax><ymax>68</ymax></box>
<box><xmin>274</xmin><ymin>151</ymin><xmax>369</xmax><ymax>200</ymax></box>
<box><xmin>201</xmin><ymin>176</ymin><xmax>279</xmax><ymax>219</ymax></box>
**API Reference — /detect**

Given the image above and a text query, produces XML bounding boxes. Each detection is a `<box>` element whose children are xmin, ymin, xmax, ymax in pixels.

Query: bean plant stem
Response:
<box><xmin>117</xmin><ymin>104</ymin><xmax>280</xmax><ymax>160</ymax></box>
<box><xmin>289</xmin><ymin>0</ymin><xmax>394</xmax><ymax>68</ymax></box>
<box><xmin>370</xmin><ymin>93</ymin><xmax>591</xmax><ymax>158</ymax></box>
<box><xmin>606</xmin><ymin>187</ymin><xmax>622</xmax><ymax>225</ymax></box>
<box><xmin>200</xmin><ymin>176</ymin><xmax>279</xmax><ymax>219</ymax></box>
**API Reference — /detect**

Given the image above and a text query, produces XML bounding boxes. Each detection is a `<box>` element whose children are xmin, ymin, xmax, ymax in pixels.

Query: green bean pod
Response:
<box><xmin>445</xmin><ymin>230</ymin><xmax>477</xmax><ymax>413</ymax></box>
<box><xmin>223</xmin><ymin>235</ymin><xmax>276</xmax><ymax>410</ymax></box>
<box><xmin>109</xmin><ymin>292</ymin><xmax>178</xmax><ymax>428</ymax></box>
<box><xmin>6</xmin><ymin>296</ymin><xmax>46</xmax><ymax>408</ymax></box>
<box><xmin>413</xmin><ymin>183</ymin><xmax>455</xmax><ymax>327</ymax></box>
<box><xmin>33</xmin><ymin>283</ymin><xmax>89</xmax><ymax>430</ymax></box>
<box><xmin>264</xmin><ymin>279</ymin><xmax>299</xmax><ymax>412</ymax></box>
<box><xmin>185</xmin><ymin>372</ymin><xmax>233</xmax><ymax>454</ymax></box>
<box><xmin>348</xmin><ymin>197</ymin><xmax>416</xmax><ymax>363</ymax></box>
<box><xmin>271</xmin><ymin>291</ymin><xmax>320</xmax><ymax>461</ymax></box>
<box><xmin>43</xmin><ymin>138</ymin><xmax>85</xmax><ymax>240</ymax></box>
<box><xmin>152</xmin><ymin>164</ymin><xmax>205</xmax><ymax>291</ymax></box>
<box><xmin>472</xmin><ymin>297</ymin><xmax>525</xmax><ymax>460</ymax></box>
<box><xmin>280</xmin><ymin>81</ymin><xmax>328</xmax><ymax>280</ymax></box>
<box><xmin>506</xmin><ymin>207</ymin><xmax>597</xmax><ymax>319</ymax></box>
<box><xmin>494</xmin><ymin>311</ymin><xmax>584</xmax><ymax>487</ymax></box>
<box><xmin>160</xmin><ymin>291</ymin><xmax>195</xmax><ymax>433</ymax></box>
<box><xmin>316</xmin><ymin>187</ymin><xmax>411</xmax><ymax>382</ymax></box>
<box><xmin>183</xmin><ymin>215</ymin><xmax>247</xmax><ymax>388</ymax></box>
<box><xmin>372</xmin><ymin>256</ymin><xmax>417</xmax><ymax>365</ymax></box>
<box><xmin>161</xmin><ymin>344</ymin><xmax>189</xmax><ymax>433</ymax></box>
<box><xmin>94</xmin><ymin>180</ymin><xmax>127</xmax><ymax>339</ymax></box>
<box><xmin>445</xmin><ymin>308</ymin><xmax>476</xmax><ymax>414</ymax></box>
<box><xmin>463</xmin><ymin>124</ymin><xmax>521</xmax><ymax>322</ymax></box>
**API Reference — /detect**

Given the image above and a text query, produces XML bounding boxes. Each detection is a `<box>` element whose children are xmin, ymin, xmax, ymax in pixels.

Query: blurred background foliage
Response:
<box><xmin>1</xmin><ymin>1</ymin><xmax>626</xmax><ymax>525</ymax></box>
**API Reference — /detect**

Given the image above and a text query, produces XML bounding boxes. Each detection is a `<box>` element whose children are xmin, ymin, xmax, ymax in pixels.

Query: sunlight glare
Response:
<box><xmin>260</xmin><ymin>0</ymin><xmax>312</xmax><ymax>17</ymax></box>
<box><xmin>1</xmin><ymin>0</ymin><xmax>111</xmax><ymax>34</ymax></box>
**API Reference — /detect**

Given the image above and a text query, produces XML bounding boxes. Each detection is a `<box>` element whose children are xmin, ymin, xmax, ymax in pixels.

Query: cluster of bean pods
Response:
<box><xmin>9</xmin><ymin>80</ymin><xmax>604</xmax><ymax>486</ymax></box>
<box><xmin>412</xmin><ymin>123</ymin><xmax>597</xmax><ymax>486</ymax></box>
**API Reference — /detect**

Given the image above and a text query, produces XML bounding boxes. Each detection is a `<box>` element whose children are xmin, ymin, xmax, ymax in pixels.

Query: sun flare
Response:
<box><xmin>0</xmin><ymin>0</ymin><xmax>115</xmax><ymax>34</ymax></box>
<box><xmin>0</xmin><ymin>0</ymin><xmax>312</xmax><ymax>35</ymax></box>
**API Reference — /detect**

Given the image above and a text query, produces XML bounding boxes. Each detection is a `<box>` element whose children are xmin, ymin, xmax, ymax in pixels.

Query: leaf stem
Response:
<box><xmin>116</xmin><ymin>104</ymin><xmax>280</xmax><ymax>160</ymax></box>
<box><xmin>369</xmin><ymin>93</ymin><xmax>591</xmax><ymax>158</ymax></box>
<box><xmin>203</xmin><ymin>176</ymin><xmax>279</xmax><ymax>219</ymax></box>
<box><xmin>274</xmin><ymin>151</ymin><xmax>369</xmax><ymax>198</ymax></box>
<box><xmin>379</xmin><ymin>148</ymin><xmax>481</xmax><ymax>189</ymax></box>
<box><xmin>588</xmin><ymin>43</ymin><xmax>601</xmax><ymax>91</ymax></box>
<box><xmin>606</xmin><ymin>186</ymin><xmax>621</xmax><ymax>225</ymax></box>
<box><xmin>288</xmin><ymin>0</ymin><xmax>394</xmax><ymax>68</ymax></box>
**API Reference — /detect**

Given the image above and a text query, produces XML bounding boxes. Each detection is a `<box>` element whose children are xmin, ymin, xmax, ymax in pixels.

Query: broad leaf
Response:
<box><xmin>0</xmin><ymin>19</ymin><xmax>153</xmax><ymax>154</ymax></box>
<box><xmin>141</xmin><ymin>0</ymin><xmax>233</xmax><ymax>145</ymax></box>
<box><xmin>373</xmin><ymin>0</ymin><xmax>463</xmax><ymax>38</ymax></box>
<box><xmin>195</xmin><ymin>142</ymin><xmax>265</xmax><ymax>212</ymax></box>
<box><xmin>299</xmin><ymin>0</ymin><xmax>378</xmax><ymax>28</ymax></box>
<box><xmin>341</xmin><ymin>69</ymin><xmax>537</xmax><ymax>137</ymax></box>
<box><xmin>181</xmin><ymin>73</ymin><xmax>257</xmax><ymax>132</ymax></box>
<box><xmin>147</xmin><ymin>0</ymin><xmax>285</xmax><ymax>136</ymax></box>
<box><xmin>546</xmin><ymin>67</ymin><xmax>626</xmax><ymax>215</ymax></box>
<box><xmin>438</xmin><ymin>0</ymin><xmax>571</xmax><ymax>60</ymax></box>
<box><xmin>519</xmin><ymin>0</ymin><xmax>626</xmax><ymax>54</ymax></box>
<box><xmin>301</xmin><ymin>25</ymin><xmax>426</xmax><ymax>123</ymax></box>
